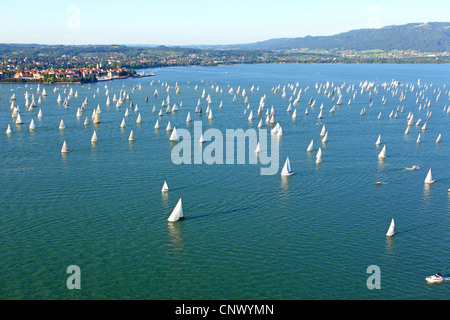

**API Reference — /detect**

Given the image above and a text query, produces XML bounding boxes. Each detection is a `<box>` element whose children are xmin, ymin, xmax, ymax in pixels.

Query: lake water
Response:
<box><xmin>0</xmin><ymin>64</ymin><xmax>449</xmax><ymax>300</ymax></box>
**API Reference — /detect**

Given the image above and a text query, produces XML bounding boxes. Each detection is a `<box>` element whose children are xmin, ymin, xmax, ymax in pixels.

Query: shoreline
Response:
<box><xmin>0</xmin><ymin>73</ymin><xmax>154</xmax><ymax>85</ymax></box>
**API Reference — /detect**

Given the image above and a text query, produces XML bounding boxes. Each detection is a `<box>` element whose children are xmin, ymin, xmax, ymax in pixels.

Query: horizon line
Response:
<box><xmin>1</xmin><ymin>21</ymin><xmax>447</xmax><ymax>48</ymax></box>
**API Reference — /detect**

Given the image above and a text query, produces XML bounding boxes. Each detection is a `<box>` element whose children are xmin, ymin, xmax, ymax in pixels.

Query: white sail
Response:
<box><xmin>61</xmin><ymin>141</ymin><xmax>69</xmax><ymax>153</ymax></box>
<box><xmin>424</xmin><ymin>168</ymin><xmax>435</xmax><ymax>184</ymax></box>
<box><xmin>15</xmin><ymin>113</ymin><xmax>24</xmax><ymax>125</ymax></box>
<box><xmin>186</xmin><ymin>112</ymin><xmax>191</xmax><ymax>123</ymax></box>
<box><xmin>136</xmin><ymin>113</ymin><xmax>142</xmax><ymax>124</ymax></box>
<box><xmin>436</xmin><ymin>133</ymin><xmax>441</xmax><ymax>143</ymax></box>
<box><xmin>321</xmin><ymin>132</ymin><xmax>328</xmax><ymax>143</ymax></box>
<box><xmin>257</xmin><ymin>119</ymin><xmax>263</xmax><ymax>128</ymax></box>
<box><xmin>307</xmin><ymin>139</ymin><xmax>314</xmax><ymax>152</ymax></box>
<box><xmin>320</xmin><ymin>125</ymin><xmax>326</xmax><ymax>136</ymax></box>
<box><xmin>169</xmin><ymin>127</ymin><xmax>179</xmax><ymax>141</ymax></box>
<box><xmin>378</xmin><ymin>145</ymin><xmax>386</xmax><ymax>158</ymax></box>
<box><xmin>59</xmin><ymin>119</ymin><xmax>65</xmax><ymax>129</ymax></box>
<box><xmin>375</xmin><ymin>135</ymin><xmax>381</xmax><ymax>145</ymax></box>
<box><xmin>128</xmin><ymin>130</ymin><xmax>135</xmax><ymax>141</ymax></box>
<box><xmin>416</xmin><ymin>133</ymin><xmax>421</xmax><ymax>143</ymax></box>
<box><xmin>386</xmin><ymin>218</ymin><xmax>396</xmax><ymax>236</ymax></box>
<box><xmin>292</xmin><ymin>109</ymin><xmax>297</xmax><ymax>119</ymax></box>
<box><xmin>166</xmin><ymin>121</ymin><xmax>172</xmax><ymax>131</ymax></box>
<box><xmin>316</xmin><ymin>148</ymin><xmax>322</xmax><ymax>164</ymax></box>
<box><xmin>255</xmin><ymin>142</ymin><xmax>261</xmax><ymax>153</ymax></box>
<box><xmin>6</xmin><ymin>124</ymin><xmax>12</xmax><ymax>134</ymax></box>
<box><xmin>198</xmin><ymin>133</ymin><xmax>206</xmax><ymax>144</ymax></box>
<box><xmin>93</xmin><ymin>112</ymin><xmax>101</xmax><ymax>124</ymax></box>
<box><xmin>84</xmin><ymin>117</ymin><xmax>89</xmax><ymax>126</ymax></box>
<box><xmin>281</xmin><ymin>157</ymin><xmax>294</xmax><ymax>176</ymax></box>
<box><xmin>91</xmin><ymin>130</ymin><xmax>98</xmax><ymax>142</ymax></box>
<box><xmin>161</xmin><ymin>181</ymin><xmax>169</xmax><ymax>192</ymax></box>
<box><xmin>29</xmin><ymin>118</ymin><xmax>35</xmax><ymax>130</ymax></box>
<box><xmin>120</xmin><ymin>118</ymin><xmax>126</xmax><ymax>128</ymax></box>
<box><xmin>154</xmin><ymin>120</ymin><xmax>160</xmax><ymax>129</ymax></box>
<box><xmin>167</xmin><ymin>198</ymin><xmax>184</xmax><ymax>222</ymax></box>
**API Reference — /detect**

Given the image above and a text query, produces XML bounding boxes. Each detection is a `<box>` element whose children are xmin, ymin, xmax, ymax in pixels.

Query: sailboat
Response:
<box><xmin>292</xmin><ymin>109</ymin><xmax>297</xmax><ymax>119</ymax></box>
<box><xmin>15</xmin><ymin>113</ymin><xmax>24</xmax><ymax>125</ymax></box>
<box><xmin>166</xmin><ymin>121</ymin><xmax>172</xmax><ymax>131</ymax></box>
<box><xmin>61</xmin><ymin>141</ymin><xmax>70</xmax><ymax>153</ymax></box>
<box><xmin>436</xmin><ymin>133</ymin><xmax>441</xmax><ymax>143</ymax></box>
<box><xmin>416</xmin><ymin>133</ymin><xmax>421</xmax><ymax>143</ymax></box>
<box><xmin>91</xmin><ymin>130</ymin><xmax>98</xmax><ymax>142</ymax></box>
<box><xmin>154</xmin><ymin>120</ymin><xmax>160</xmax><ymax>129</ymax></box>
<box><xmin>316</xmin><ymin>148</ymin><xmax>322</xmax><ymax>164</ymax></box>
<box><xmin>128</xmin><ymin>130</ymin><xmax>135</xmax><ymax>141</ymax></box>
<box><xmin>167</xmin><ymin>198</ymin><xmax>184</xmax><ymax>222</ymax></box>
<box><xmin>29</xmin><ymin>119</ymin><xmax>36</xmax><ymax>130</ymax></box>
<box><xmin>424</xmin><ymin>168</ymin><xmax>436</xmax><ymax>184</ymax></box>
<box><xmin>386</xmin><ymin>218</ymin><xmax>395</xmax><ymax>236</ymax></box>
<box><xmin>93</xmin><ymin>112</ymin><xmax>101</xmax><ymax>124</ymax></box>
<box><xmin>136</xmin><ymin>113</ymin><xmax>142</xmax><ymax>124</ymax></box>
<box><xmin>59</xmin><ymin>119</ymin><xmax>65</xmax><ymax>129</ymax></box>
<box><xmin>255</xmin><ymin>142</ymin><xmax>261</xmax><ymax>153</ymax></box>
<box><xmin>321</xmin><ymin>132</ymin><xmax>328</xmax><ymax>143</ymax></box>
<box><xmin>421</xmin><ymin>122</ymin><xmax>427</xmax><ymax>131</ymax></box>
<box><xmin>281</xmin><ymin>157</ymin><xmax>294</xmax><ymax>176</ymax></box>
<box><xmin>375</xmin><ymin>135</ymin><xmax>381</xmax><ymax>145</ymax></box>
<box><xmin>378</xmin><ymin>145</ymin><xmax>386</xmax><ymax>158</ymax></box>
<box><xmin>6</xmin><ymin>124</ymin><xmax>12</xmax><ymax>134</ymax></box>
<box><xmin>198</xmin><ymin>133</ymin><xmax>206</xmax><ymax>144</ymax></box>
<box><xmin>186</xmin><ymin>112</ymin><xmax>191</xmax><ymax>123</ymax></box>
<box><xmin>320</xmin><ymin>125</ymin><xmax>326</xmax><ymax>136</ymax></box>
<box><xmin>307</xmin><ymin>139</ymin><xmax>314</xmax><ymax>152</ymax></box>
<box><xmin>161</xmin><ymin>181</ymin><xmax>169</xmax><ymax>192</ymax></box>
<box><xmin>169</xmin><ymin>127</ymin><xmax>179</xmax><ymax>141</ymax></box>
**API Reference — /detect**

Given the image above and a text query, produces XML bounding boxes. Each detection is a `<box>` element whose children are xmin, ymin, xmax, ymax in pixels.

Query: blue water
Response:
<box><xmin>0</xmin><ymin>64</ymin><xmax>449</xmax><ymax>299</ymax></box>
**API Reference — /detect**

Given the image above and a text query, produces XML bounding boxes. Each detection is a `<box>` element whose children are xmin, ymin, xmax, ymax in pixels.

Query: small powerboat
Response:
<box><xmin>406</xmin><ymin>165</ymin><xmax>420</xmax><ymax>170</ymax></box>
<box><xmin>425</xmin><ymin>274</ymin><xmax>444</xmax><ymax>284</ymax></box>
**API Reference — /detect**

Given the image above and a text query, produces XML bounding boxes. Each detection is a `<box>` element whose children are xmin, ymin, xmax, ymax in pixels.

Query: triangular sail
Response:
<box><xmin>386</xmin><ymin>218</ymin><xmax>395</xmax><ymax>236</ymax></box>
<box><xmin>281</xmin><ymin>157</ymin><xmax>293</xmax><ymax>175</ymax></box>
<box><xmin>378</xmin><ymin>145</ymin><xmax>386</xmax><ymax>158</ymax></box>
<box><xmin>161</xmin><ymin>181</ymin><xmax>169</xmax><ymax>192</ymax></box>
<box><xmin>167</xmin><ymin>198</ymin><xmax>184</xmax><ymax>222</ymax></box>
<box><xmin>424</xmin><ymin>168</ymin><xmax>435</xmax><ymax>184</ymax></box>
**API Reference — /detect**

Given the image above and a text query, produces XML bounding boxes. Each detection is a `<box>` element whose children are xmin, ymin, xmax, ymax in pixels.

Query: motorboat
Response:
<box><xmin>425</xmin><ymin>274</ymin><xmax>444</xmax><ymax>284</ymax></box>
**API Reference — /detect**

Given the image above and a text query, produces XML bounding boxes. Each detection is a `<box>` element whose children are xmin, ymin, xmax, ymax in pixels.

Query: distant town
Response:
<box><xmin>0</xmin><ymin>44</ymin><xmax>449</xmax><ymax>84</ymax></box>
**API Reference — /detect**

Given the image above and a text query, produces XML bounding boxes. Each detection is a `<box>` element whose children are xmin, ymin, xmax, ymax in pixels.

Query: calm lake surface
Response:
<box><xmin>1</xmin><ymin>64</ymin><xmax>449</xmax><ymax>299</ymax></box>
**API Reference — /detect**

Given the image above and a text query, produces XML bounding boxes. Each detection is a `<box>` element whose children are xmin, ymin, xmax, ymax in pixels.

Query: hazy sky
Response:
<box><xmin>1</xmin><ymin>0</ymin><xmax>449</xmax><ymax>45</ymax></box>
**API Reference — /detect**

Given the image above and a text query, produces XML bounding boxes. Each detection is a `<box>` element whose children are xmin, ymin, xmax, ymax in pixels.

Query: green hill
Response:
<box><xmin>222</xmin><ymin>22</ymin><xmax>450</xmax><ymax>52</ymax></box>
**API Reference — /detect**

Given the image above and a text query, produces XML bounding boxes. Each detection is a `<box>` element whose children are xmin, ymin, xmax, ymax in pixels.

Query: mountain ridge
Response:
<box><xmin>201</xmin><ymin>22</ymin><xmax>450</xmax><ymax>52</ymax></box>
